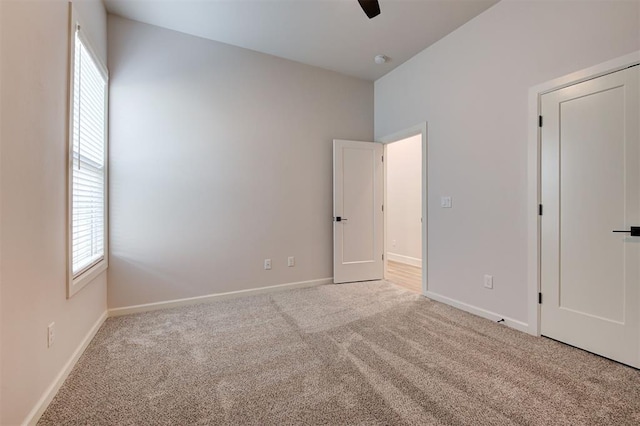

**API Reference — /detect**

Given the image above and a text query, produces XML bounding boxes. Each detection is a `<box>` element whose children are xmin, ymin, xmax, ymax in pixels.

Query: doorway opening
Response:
<box><xmin>379</xmin><ymin>123</ymin><xmax>427</xmax><ymax>295</ymax></box>
<box><xmin>384</xmin><ymin>134</ymin><xmax>423</xmax><ymax>293</ymax></box>
<box><xmin>332</xmin><ymin>124</ymin><xmax>427</xmax><ymax>289</ymax></box>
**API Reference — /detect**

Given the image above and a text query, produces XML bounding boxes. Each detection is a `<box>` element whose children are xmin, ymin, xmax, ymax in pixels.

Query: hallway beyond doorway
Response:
<box><xmin>386</xmin><ymin>260</ymin><xmax>421</xmax><ymax>293</ymax></box>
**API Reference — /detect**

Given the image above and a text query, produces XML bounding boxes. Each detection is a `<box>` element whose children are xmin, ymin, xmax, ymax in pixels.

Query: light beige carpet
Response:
<box><xmin>39</xmin><ymin>281</ymin><xmax>640</xmax><ymax>425</ymax></box>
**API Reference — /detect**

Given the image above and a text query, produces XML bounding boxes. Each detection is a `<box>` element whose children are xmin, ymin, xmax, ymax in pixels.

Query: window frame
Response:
<box><xmin>67</xmin><ymin>7</ymin><xmax>109</xmax><ymax>298</ymax></box>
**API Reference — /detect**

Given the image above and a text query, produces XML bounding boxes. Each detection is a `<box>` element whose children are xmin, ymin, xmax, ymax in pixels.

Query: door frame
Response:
<box><xmin>527</xmin><ymin>51</ymin><xmax>640</xmax><ymax>336</ymax></box>
<box><xmin>378</xmin><ymin>122</ymin><xmax>428</xmax><ymax>295</ymax></box>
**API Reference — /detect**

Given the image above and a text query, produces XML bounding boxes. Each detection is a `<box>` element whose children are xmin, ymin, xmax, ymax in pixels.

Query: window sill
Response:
<box><xmin>68</xmin><ymin>258</ymin><xmax>108</xmax><ymax>298</ymax></box>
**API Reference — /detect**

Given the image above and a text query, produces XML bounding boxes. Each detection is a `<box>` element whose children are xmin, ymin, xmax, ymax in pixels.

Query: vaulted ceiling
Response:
<box><xmin>105</xmin><ymin>0</ymin><xmax>499</xmax><ymax>81</ymax></box>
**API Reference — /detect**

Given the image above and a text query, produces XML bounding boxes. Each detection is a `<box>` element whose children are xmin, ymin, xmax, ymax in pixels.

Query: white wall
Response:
<box><xmin>386</xmin><ymin>135</ymin><xmax>422</xmax><ymax>265</ymax></box>
<box><xmin>0</xmin><ymin>1</ymin><xmax>108</xmax><ymax>424</ymax></box>
<box><xmin>375</xmin><ymin>0</ymin><xmax>640</xmax><ymax>323</ymax></box>
<box><xmin>107</xmin><ymin>16</ymin><xmax>373</xmax><ymax>308</ymax></box>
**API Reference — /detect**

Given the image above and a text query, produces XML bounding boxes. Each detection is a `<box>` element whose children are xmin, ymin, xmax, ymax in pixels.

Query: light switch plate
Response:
<box><xmin>484</xmin><ymin>274</ymin><xmax>493</xmax><ymax>289</ymax></box>
<box><xmin>441</xmin><ymin>196</ymin><xmax>452</xmax><ymax>208</ymax></box>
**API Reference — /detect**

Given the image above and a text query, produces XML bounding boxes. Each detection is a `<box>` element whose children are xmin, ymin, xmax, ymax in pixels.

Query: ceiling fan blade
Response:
<box><xmin>358</xmin><ymin>0</ymin><xmax>381</xmax><ymax>19</ymax></box>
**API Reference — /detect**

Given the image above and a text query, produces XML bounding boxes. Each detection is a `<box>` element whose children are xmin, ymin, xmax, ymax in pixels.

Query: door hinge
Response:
<box><xmin>538</xmin><ymin>115</ymin><xmax>543</xmax><ymax>127</ymax></box>
<box><xmin>382</xmin><ymin>205</ymin><xmax>384</xmax><ymax>212</ymax></box>
<box><xmin>382</xmin><ymin>254</ymin><xmax>384</xmax><ymax>260</ymax></box>
<box><xmin>538</xmin><ymin>204</ymin><xmax>543</xmax><ymax>216</ymax></box>
<box><xmin>381</xmin><ymin>155</ymin><xmax>384</xmax><ymax>162</ymax></box>
<box><xmin>538</xmin><ymin>292</ymin><xmax>542</xmax><ymax>304</ymax></box>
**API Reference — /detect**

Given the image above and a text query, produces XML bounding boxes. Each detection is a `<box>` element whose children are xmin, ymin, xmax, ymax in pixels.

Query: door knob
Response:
<box><xmin>334</xmin><ymin>216</ymin><xmax>348</xmax><ymax>222</ymax></box>
<box><xmin>612</xmin><ymin>226</ymin><xmax>640</xmax><ymax>237</ymax></box>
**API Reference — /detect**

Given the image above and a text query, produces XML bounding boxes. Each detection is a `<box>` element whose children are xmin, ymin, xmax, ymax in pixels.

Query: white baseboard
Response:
<box><xmin>424</xmin><ymin>291</ymin><xmax>530</xmax><ymax>334</ymax></box>
<box><xmin>23</xmin><ymin>310</ymin><xmax>108</xmax><ymax>426</ymax></box>
<box><xmin>386</xmin><ymin>252</ymin><xmax>422</xmax><ymax>268</ymax></box>
<box><xmin>108</xmin><ymin>277</ymin><xmax>333</xmax><ymax>317</ymax></box>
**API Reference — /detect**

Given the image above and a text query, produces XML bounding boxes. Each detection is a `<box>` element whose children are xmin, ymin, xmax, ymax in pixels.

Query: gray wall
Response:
<box><xmin>0</xmin><ymin>1</ymin><xmax>108</xmax><ymax>424</ymax></box>
<box><xmin>107</xmin><ymin>16</ymin><xmax>374</xmax><ymax>308</ymax></box>
<box><xmin>375</xmin><ymin>0</ymin><xmax>640</xmax><ymax>324</ymax></box>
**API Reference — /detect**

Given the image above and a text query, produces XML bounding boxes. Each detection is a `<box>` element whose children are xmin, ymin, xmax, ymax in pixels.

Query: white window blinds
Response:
<box><xmin>71</xmin><ymin>28</ymin><xmax>107</xmax><ymax>277</ymax></box>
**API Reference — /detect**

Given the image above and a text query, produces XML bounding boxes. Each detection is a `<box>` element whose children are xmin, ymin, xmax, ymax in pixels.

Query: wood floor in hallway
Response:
<box><xmin>386</xmin><ymin>260</ymin><xmax>422</xmax><ymax>294</ymax></box>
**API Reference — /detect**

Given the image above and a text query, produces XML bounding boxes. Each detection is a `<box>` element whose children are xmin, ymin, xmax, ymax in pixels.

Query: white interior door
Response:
<box><xmin>541</xmin><ymin>66</ymin><xmax>639</xmax><ymax>368</ymax></box>
<box><xmin>333</xmin><ymin>139</ymin><xmax>383</xmax><ymax>283</ymax></box>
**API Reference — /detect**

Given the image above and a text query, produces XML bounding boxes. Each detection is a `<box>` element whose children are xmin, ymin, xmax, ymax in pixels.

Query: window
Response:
<box><xmin>68</xmin><ymin>22</ymin><xmax>108</xmax><ymax>297</ymax></box>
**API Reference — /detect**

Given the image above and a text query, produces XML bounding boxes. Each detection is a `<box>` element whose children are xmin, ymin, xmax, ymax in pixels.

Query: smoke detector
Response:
<box><xmin>374</xmin><ymin>55</ymin><xmax>389</xmax><ymax>64</ymax></box>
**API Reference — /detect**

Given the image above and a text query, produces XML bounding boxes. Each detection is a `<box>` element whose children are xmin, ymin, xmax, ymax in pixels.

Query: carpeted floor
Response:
<box><xmin>39</xmin><ymin>281</ymin><xmax>640</xmax><ymax>425</ymax></box>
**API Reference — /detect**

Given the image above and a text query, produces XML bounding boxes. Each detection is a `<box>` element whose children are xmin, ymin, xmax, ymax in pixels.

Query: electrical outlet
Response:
<box><xmin>264</xmin><ymin>259</ymin><xmax>272</xmax><ymax>270</ymax></box>
<box><xmin>392</xmin><ymin>239</ymin><xmax>397</xmax><ymax>248</ymax></box>
<box><xmin>47</xmin><ymin>322</ymin><xmax>55</xmax><ymax>348</ymax></box>
<box><xmin>287</xmin><ymin>256</ymin><xmax>295</xmax><ymax>267</ymax></box>
<box><xmin>484</xmin><ymin>274</ymin><xmax>493</xmax><ymax>289</ymax></box>
<box><xmin>441</xmin><ymin>196</ymin><xmax>452</xmax><ymax>208</ymax></box>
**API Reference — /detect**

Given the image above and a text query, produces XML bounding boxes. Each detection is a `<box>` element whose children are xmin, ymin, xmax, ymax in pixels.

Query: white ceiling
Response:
<box><xmin>104</xmin><ymin>0</ymin><xmax>499</xmax><ymax>81</ymax></box>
